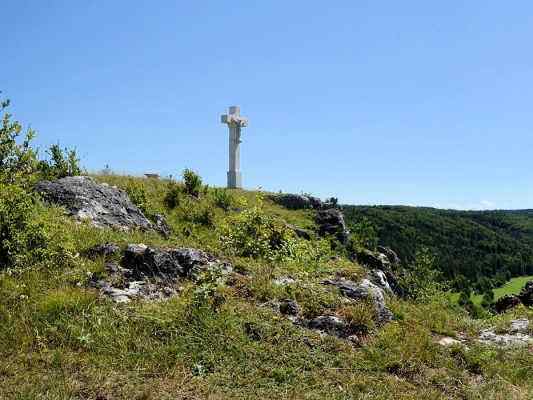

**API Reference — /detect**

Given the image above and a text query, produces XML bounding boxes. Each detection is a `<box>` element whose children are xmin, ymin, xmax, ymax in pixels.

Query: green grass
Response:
<box><xmin>0</xmin><ymin>174</ymin><xmax>532</xmax><ymax>399</ymax></box>
<box><xmin>469</xmin><ymin>275</ymin><xmax>533</xmax><ymax>306</ymax></box>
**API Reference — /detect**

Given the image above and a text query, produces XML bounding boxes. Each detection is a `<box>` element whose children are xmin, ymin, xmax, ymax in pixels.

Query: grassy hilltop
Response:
<box><xmin>0</xmin><ymin>174</ymin><xmax>531</xmax><ymax>399</ymax></box>
<box><xmin>1</xmin><ymin>98</ymin><xmax>532</xmax><ymax>399</ymax></box>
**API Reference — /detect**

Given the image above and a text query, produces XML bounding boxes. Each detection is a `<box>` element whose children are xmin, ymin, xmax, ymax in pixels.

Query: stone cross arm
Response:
<box><xmin>221</xmin><ymin>106</ymin><xmax>248</xmax><ymax>127</ymax></box>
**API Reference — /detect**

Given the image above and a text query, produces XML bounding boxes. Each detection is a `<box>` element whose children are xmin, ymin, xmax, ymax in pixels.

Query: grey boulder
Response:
<box><xmin>323</xmin><ymin>278</ymin><xmax>393</xmax><ymax>325</ymax></box>
<box><xmin>36</xmin><ymin>176</ymin><xmax>154</xmax><ymax>232</ymax></box>
<box><xmin>315</xmin><ymin>208</ymin><xmax>350</xmax><ymax>244</ymax></box>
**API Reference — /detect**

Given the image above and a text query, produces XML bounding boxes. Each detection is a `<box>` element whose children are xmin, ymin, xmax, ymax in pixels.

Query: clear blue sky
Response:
<box><xmin>3</xmin><ymin>1</ymin><xmax>533</xmax><ymax>209</ymax></box>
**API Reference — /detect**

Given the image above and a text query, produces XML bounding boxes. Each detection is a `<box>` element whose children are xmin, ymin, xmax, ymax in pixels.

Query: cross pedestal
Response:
<box><xmin>221</xmin><ymin>106</ymin><xmax>248</xmax><ymax>189</ymax></box>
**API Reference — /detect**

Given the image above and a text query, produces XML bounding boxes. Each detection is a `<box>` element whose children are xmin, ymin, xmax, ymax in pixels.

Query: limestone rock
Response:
<box><xmin>287</xmin><ymin>224</ymin><xmax>313</xmax><ymax>240</ymax></box>
<box><xmin>369</xmin><ymin>269</ymin><xmax>393</xmax><ymax>294</ymax></box>
<box><xmin>509</xmin><ymin>319</ymin><xmax>529</xmax><ymax>334</ymax></box>
<box><xmin>122</xmin><ymin>244</ymin><xmax>218</xmax><ymax>280</ymax></box>
<box><xmin>308</xmin><ymin>316</ymin><xmax>350</xmax><ymax>337</ymax></box>
<box><xmin>279</xmin><ymin>299</ymin><xmax>300</xmax><ymax>316</ymax></box>
<box><xmin>153</xmin><ymin>213</ymin><xmax>172</xmax><ymax>239</ymax></box>
<box><xmin>273</xmin><ymin>276</ymin><xmax>296</xmax><ymax>286</ymax></box>
<box><xmin>323</xmin><ymin>278</ymin><xmax>393</xmax><ymax>325</ymax></box>
<box><xmin>92</xmin><ymin>244</ymin><xmax>229</xmax><ymax>303</ymax></box>
<box><xmin>269</xmin><ymin>193</ymin><xmax>323</xmax><ymax>210</ymax></box>
<box><xmin>356</xmin><ymin>249</ymin><xmax>391</xmax><ymax>270</ymax></box>
<box><xmin>377</xmin><ymin>246</ymin><xmax>401</xmax><ymax>267</ymax></box>
<box><xmin>84</xmin><ymin>243</ymin><xmax>121</xmax><ymax>260</ymax></box>
<box><xmin>36</xmin><ymin>176</ymin><xmax>153</xmax><ymax>232</ymax></box>
<box><xmin>438</xmin><ymin>337</ymin><xmax>463</xmax><ymax>347</ymax></box>
<box><xmin>316</xmin><ymin>208</ymin><xmax>349</xmax><ymax>244</ymax></box>
<box><xmin>518</xmin><ymin>281</ymin><xmax>533</xmax><ymax>307</ymax></box>
<box><xmin>478</xmin><ymin>328</ymin><xmax>532</xmax><ymax>348</ymax></box>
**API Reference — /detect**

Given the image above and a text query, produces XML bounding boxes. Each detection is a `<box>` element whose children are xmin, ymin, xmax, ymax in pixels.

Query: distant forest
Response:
<box><xmin>342</xmin><ymin>206</ymin><xmax>533</xmax><ymax>292</ymax></box>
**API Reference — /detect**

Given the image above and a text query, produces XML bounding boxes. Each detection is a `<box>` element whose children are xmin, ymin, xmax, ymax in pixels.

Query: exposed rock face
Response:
<box><xmin>357</xmin><ymin>249</ymin><xmax>391</xmax><ymax>270</ymax></box>
<box><xmin>323</xmin><ymin>278</ymin><xmax>393</xmax><ymax>325</ymax></box>
<box><xmin>518</xmin><ymin>281</ymin><xmax>533</xmax><ymax>307</ymax></box>
<box><xmin>287</xmin><ymin>224</ymin><xmax>313</xmax><ymax>240</ymax></box>
<box><xmin>316</xmin><ymin>209</ymin><xmax>349</xmax><ymax>244</ymax></box>
<box><xmin>269</xmin><ymin>193</ymin><xmax>323</xmax><ymax>210</ymax></box>
<box><xmin>279</xmin><ymin>299</ymin><xmax>300</xmax><ymax>316</ymax></box>
<box><xmin>91</xmin><ymin>262</ymin><xmax>178</xmax><ymax>303</ymax></box>
<box><xmin>369</xmin><ymin>269</ymin><xmax>393</xmax><ymax>294</ymax></box>
<box><xmin>153</xmin><ymin>213</ymin><xmax>172</xmax><ymax>239</ymax></box>
<box><xmin>308</xmin><ymin>316</ymin><xmax>351</xmax><ymax>337</ymax></box>
<box><xmin>377</xmin><ymin>246</ymin><xmax>401</xmax><ymax>267</ymax></box>
<box><xmin>36</xmin><ymin>176</ymin><xmax>154</xmax><ymax>232</ymax></box>
<box><xmin>84</xmin><ymin>243</ymin><xmax>121</xmax><ymax>260</ymax></box>
<box><xmin>478</xmin><ymin>323</ymin><xmax>532</xmax><ymax>348</ymax></box>
<box><xmin>122</xmin><ymin>244</ymin><xmax>226</xmax><ymax>280</ymax></box>
<box><xmin>356</xmin><ymin>248</ymin><xmax>402</xmax><ymax>296</ymax></box>
<box><xmin>90</xmin><ymin>244</ymin><xmax>231</xmax><ymax>303</ymax></box>
<box><xmin>494</xmin><ymin>295</ymin><xmax>522</xmax><ymax>313</ymax></box>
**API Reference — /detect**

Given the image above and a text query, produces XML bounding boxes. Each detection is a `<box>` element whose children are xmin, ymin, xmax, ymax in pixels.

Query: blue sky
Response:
<box><xmin>3</xmin><ymin>1</ymin><xmax>533</xmax><ymax>209</ymax></box>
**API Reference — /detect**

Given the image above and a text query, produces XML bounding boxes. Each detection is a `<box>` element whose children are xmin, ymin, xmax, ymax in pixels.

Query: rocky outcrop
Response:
<box><xmin>478</xmin><ymin>319</ymin><xmax>532</xmax><ymax>348</ymax></box>
<box><xmin>269</xmin><ymin>193</ymin><xmax>323</xmax><ymax>210</ymax></box>
<box><xmin>323</xmin><ymin>278</ymin><xmax>393</xmax><ymax>325</ymax></box>
<box><xmin>355</xmin><ymin>248</ymin><xmax>402</xmax><ymax>296</ymax></box>
<box><xmin>377</xmin><ymin>246</ymin><xmax>401</xmax><ymax>267</ymax></box>
<box><xmin>84</xmin><ymin>243</ymin><xmax>121</xmax><ymax>260</ymax></box>
<box><xmin>279</xmin><ymin>299</ymin><xmax>300</xmax><ymax>316</ymax></box>
<box><xmin>287</xmin><ymin>224</ymin><xmax>313</xmax><ymax>240</ymax></box>
<box><xmin>35</xmin><ymin>176</ymin><xmax>165</xmax><ymax>234</ymax></box>
<box><xmin>437</xmin><ymin>319</ymin><xmax>532</xmax><ymax>349</ymax></box>
<box><xmin>122</xmin><ymin>244</ymin><xmax>230</xmax><ymax>281</ymax></box>
<box><xmin>153</xmin><ymin>213</ymin><xmax>172</xmax><ymax>239</ymax></box>
<box><xmin>316</xmin><ymin>209</ymin><xmax>349</xmax><ymax>244</ymax></box>
<box><xmin>308</xmin><ymin>316</ymin><xmax>352</xmax><ymax>338</ymax></box>
<box><xmin>90</xmin><ymin>243</ymin><xmax>231</xmax><ymax>303</ymax></box>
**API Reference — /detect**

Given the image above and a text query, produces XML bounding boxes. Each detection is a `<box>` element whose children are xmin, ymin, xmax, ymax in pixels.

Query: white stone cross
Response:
<box><xmin>221</xmin><ymin>106</ymin><xmax>248</xmax><ymax>188</ymax></box>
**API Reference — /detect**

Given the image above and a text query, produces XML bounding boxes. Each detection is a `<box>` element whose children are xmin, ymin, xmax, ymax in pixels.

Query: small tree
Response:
<box><xmin>348</xmin><ymin>217</ymin><xmax>378</xmax><ymax>252</ymax></box>
<box><xmin>399</xmin><ymin>247</ymin><xmax>446</xmax><ymax>302</ymax></box>
<box><xmin>38</xmin><ymin>144</ymin><xmax>82</xmax><ymax>179</ymax></box>
<box><xmin>183</xmin><ymin>168</ymin><xmax>202</xmax><ymax>198</ymax></box>
<box><xmin>0</xmin><ymin>95</ymin><xmax>38</xmax><ymax>186</ymax></box>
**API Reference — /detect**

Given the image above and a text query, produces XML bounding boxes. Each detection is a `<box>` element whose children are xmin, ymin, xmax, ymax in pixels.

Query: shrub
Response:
<box><xmin>337</xmin><ymin>300</ymin><xmax>376</xmax><ymax>334</ymax></box>
<box><xmin>190</xmin><ymin>205</ymin><xmax>215</xmax><ymax>227</ymax></box>
<box><xmin>183</xmin><ymin>168</ymin><xmax>202</xmax><ymax>198</ymax></box>
<box><xmin>124</xmin><ymin>180</ymin><xmax>150</xmax><ymax>214</ymax></box>
<box><xmin>212</xmin><ymin>188</ymin><xmax>235</xmax><ymax>211</ymax></box>
<box><xmin>347</xmin><ymin>217</ymin><xmax>378</xmax><ymax>252</ymax></box>
<box><xmin>0</xmin><ymin>184</ymin><xmax>47</xmax><ymax>268</ymax></box>
<box><xmin>0</xmin><ymin>96</ymin><xmax>38</xmax><ymax>186</ymax></box>
<box><xmin>219</xmin><ymin>206</ymin><xmax>295</xmax><ymax>260</ymax></box>
<box><xmin>398</xmin><ymin>248</ymin><xmax>447</xmax><ymax>302</ymax></box>
<box><xmin>163</xmin><ymin>181</ymin><xmax>182</xmax><ymax>209</ymax></box>
<box><xmin>38</xmin><ymin>144</ymin><xmax>82</xmax><ymax>179</ymax></box>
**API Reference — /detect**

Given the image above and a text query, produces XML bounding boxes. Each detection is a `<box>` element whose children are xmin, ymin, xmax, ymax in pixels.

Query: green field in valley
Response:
<box><xmin>470</xmin><ymin>275</ymin><xmax>533</xmax><ymax>305</ymax></box>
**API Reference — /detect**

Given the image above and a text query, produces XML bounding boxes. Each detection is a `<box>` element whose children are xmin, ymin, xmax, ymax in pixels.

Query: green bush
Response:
<box><xmin>163</xmin><ymin>181</ymin><xmax>182</xmax><ymax>209</ymax></box>
<box><xmin>38</xmin><ymin>144</ymin><xmax>81</xmax><ymax>179</ymax></box>
<box><xmin>0</xmin><ymin>96</ymin><xmax>38</xmax><ymax>186</ymax></box>
<box><xmin>398</xmin><ymin>248</ymin><xmax>447</xmax><ymax>302</ymax></box>
<box><xmin>124</xmin><ymin>180</ymin><xmax>150</xmax><ymax>215</ymax></box>
<box><xmin>0</xmin><ymin>184</ymin><xmax>47</xmax><ymax>268</ymax></box>
<box><xmin>212</xmin><ymin>188</ymin><xmax>235</xmax><ymax>211</ymax></box>
<box><xmin>183</xmin><ymin>168</ymin><xmax>202</xmax><ymax>197</ymax></box>
<box><xmin>190</xmin><ymin>204</ymin><xmax>215</xmax><ymax>227</ymax></box>
<box><xmin>219</xmin><ymin>206</ymin><xmax>296</xmax><ymax>260</ymax></box>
